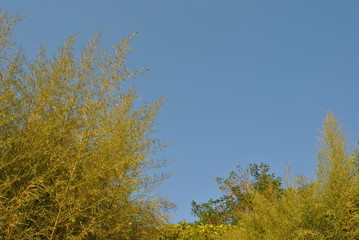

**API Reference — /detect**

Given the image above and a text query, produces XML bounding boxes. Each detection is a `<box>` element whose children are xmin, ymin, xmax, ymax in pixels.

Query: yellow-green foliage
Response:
<box><xmin>222</xmin><ymin>112</ymin><xmax>359</xmax><ymax>240</ymax></box>
<box><xmin>157</xmin><ymin>221</ymin><xmax>235</xmax><ymax>240</ymax></box>
<box><xmin>0</xmin><ymin>10</ymin><xmax>172</xmax><ymax>239</ymax></box>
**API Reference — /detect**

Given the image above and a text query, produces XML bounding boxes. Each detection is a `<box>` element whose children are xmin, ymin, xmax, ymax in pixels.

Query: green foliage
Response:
<box><xmin>222</xmin><ymin>112</ymin><xmax>359</xmax><ymax>240</ymax></box>
<box><xmin>2</xmin><ymin>9</ymin><xmax>358</xmax><ymax>240</ymax></box>
<box><xmin>191</xmin><ymin>163</ymin><xmax>282</xmax><ymax>225</ymax></box>
<box><xmin>157</xmin><ymin>221</ymin><xmax>234</xmax><ymax>240</ymax></box>
<box><xmin>0</xmin><ymin>10</ymin><xmax>172</xmax><ymax>239</ymax></box>
<box><xmin>353</xmin><ymin>142</ymin><xmax>359</xmax><ymax>173</ymax></box>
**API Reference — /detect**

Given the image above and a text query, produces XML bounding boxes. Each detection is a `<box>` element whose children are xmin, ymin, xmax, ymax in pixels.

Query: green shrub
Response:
<box><xmin>157</xmin><ymin>221</ymin><xmax>235</xmax><ymax>240</ymax></box>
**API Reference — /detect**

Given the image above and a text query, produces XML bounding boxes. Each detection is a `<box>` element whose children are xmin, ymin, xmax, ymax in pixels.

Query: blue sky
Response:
<box><xmin>2</xmin><ymin>1</ymin><xmax>358</xmax><ymax>223</ymax></box>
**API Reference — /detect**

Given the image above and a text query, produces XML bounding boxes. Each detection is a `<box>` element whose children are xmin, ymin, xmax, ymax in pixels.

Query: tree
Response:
<box><xmin>222</xmin><ymin>112</ymin><xmax>359</xmax><ymax>240</ymax></box>
<box><xmin>191</xmin><ymin>162</ymin><xmax>282</xmax><ymax>225</ymax></box>
<box><xmin>353</xmin><ymin>142</ymin><xmax>359</xmax><ymax>173</ymax></box>
<box><xmin>0</xmin><ymin>10</ymin><xmax>172</xmax><ymax>239</ymax></box>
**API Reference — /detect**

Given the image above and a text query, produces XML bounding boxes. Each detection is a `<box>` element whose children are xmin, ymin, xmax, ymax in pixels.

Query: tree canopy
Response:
<box><xmin>0</xmin><ymin>10</ymin><xmax>172</xmax><ymax>239</ymax></box>
<box><xmin>191</xmin><ymin>162</ymin><xmax>282</xmax><ymax>225</ymax></box>
<box><xmin>190</xmin><ymin>112</ymin><xmax>359</xmax><ymax>240</ymax></box>
<box><xmin>1</xmin><ymin>9</ymin><xmax>358</xmax><ymax>240</ymax></box>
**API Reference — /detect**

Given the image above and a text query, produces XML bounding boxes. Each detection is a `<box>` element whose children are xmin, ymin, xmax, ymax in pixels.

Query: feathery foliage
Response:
<box><xmin>222</xmin><ymin>112</ymin><xmax>359</xmax><ymax>240</ymax></box>
<box><xmin>0</xmin><ymin>10</ymin><xmax>172</xmax><ymax>239</ymax></box>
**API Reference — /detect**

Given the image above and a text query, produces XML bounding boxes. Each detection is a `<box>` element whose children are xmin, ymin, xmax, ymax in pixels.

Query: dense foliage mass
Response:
<box><xmin>157</xmin><ymin>221</ymin><xmax>234</xmax><ymax>240</ymax></box>
<box><xmin>1</xmin><ymin>9</ymin><xmax>358</xmax><ymax>240</ymax></box>
<box><xmin>188</xmin><ymin>112</ymin><xmax>359</xmax><ymax>240</ymax></box>
<box><xmin>0</xmin><ymin>11</ymin><xmax>172</xmax><ymax>239</ymax></box>
<box><xmin>191</xmin><ymin>162</ymin><xmax>282</xmax><ymax>225</ymax></box>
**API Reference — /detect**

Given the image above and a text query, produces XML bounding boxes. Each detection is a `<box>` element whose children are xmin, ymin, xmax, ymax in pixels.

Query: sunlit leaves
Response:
<box><xmin>0</xmin><ymin>10</ymin><xmax>172</xmax><ymax>239</ymax></box>
<box><xmin>222</xmin><ymin>112</ymin><xmax>359</xmax><ymax>240</ymax></box>
<box><xmin>191</xmin><ymin>163</ymin><xmax>282</xmax><ymax>226</ymax></box>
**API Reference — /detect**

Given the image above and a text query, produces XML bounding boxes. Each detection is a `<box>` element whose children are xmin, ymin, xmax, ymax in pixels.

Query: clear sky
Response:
<box><xmin>2</xmin><ymin>1</ymin><xmax>358</xmax><ymax>223</ymax></box>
